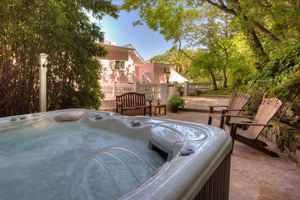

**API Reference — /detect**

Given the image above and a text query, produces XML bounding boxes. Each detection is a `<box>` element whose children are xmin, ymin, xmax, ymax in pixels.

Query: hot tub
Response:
<box><xmin>0</xmin><ymin>109</ymin><xmax>232</xmax><ymax>200</ymax></box>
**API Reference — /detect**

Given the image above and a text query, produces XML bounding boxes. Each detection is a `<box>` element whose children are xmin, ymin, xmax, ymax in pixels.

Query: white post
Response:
<box><xmin>135</xmin><ymin>82</ymin><xmax>141</xmax><ymax>93</ymax></box>
<box><xmin>184</xmin><ymin>81</ymin><xmax>189</xmax><ymax>96</ymax></box>
<box><xmin>133</xmin><ymin>81</ymin><xmax>137</xmax><ymax>92</ymax></box>
<box><xmin>39</xmin><ymin>53</ymin><xmax>48</xmax><ymax>112</ymax></box>
<box><xmin>166</xmin><ymin>83</ymin><xmax>175</xmax><ymax>106</ymax></box>
<box><xmin>174</xmin><ymin>81</ymin><xmax>178</xmax><ymax>95</ymax></box>
<box><xmin>160</xmin><ymin>83</ymin><xmax>168</xmax><ymax>104</ymax></box>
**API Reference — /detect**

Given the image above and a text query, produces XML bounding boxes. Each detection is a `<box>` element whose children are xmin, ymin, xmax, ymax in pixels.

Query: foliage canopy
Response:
<box><xmin>0</xmin><ymin>0</ymin><xmax>118</xmax><ymax>117</ymax></box>
<box><xmin>123</xmin><ymin>0</ymin><xmax>300</xmax><ymax>124</ymax></box>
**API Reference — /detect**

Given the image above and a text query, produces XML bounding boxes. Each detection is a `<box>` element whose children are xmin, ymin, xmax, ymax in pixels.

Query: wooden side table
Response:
<box><xmin>153</xmin><ymin>104</ymin><xmax>167</xmax><ymax>116</ymax></box>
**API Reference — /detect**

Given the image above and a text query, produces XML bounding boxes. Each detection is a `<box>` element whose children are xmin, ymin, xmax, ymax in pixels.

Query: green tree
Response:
<box><xmin>189</xmin><ymin>5</ymin><xmax>234</xmax><ymax>88</ymax></box>
<box><xmin>0</xmin><ymin>0</ymin><xmax>118</xmax><ymax>117</ymax></box>
<box><xmin>151</xmin><ymin>48</ymin><xmax>195</xmax><ymax>75</ymax></box>
<box><xmin>167</xmin><ymin>50</ymin><xmax>189</xmax><ymax>74</ymax></box>
<box><xmin>204</xmin><ymin>0</ymin><xmax>300</xmax><ymax>67</ymax></box>
<box><xmin>122</xmin><ymin>0</ymin><xmax>251</xmax><ymax>88</ymax></box>
<box><xmin>189</xmin><ymin>52</ymin><xmax>219</xmax><ymax>90</ymax></box>
<box><xmin>122</xmin><ymin>0</ymin><xmax>194</xmax><ymax>59</ymax></box>
<box><xmin>122</xmin><ymin>0</ymin><xmax>300</xmax><ymax>68</ymax></box>
<box><xmin>250</xmin><ymin>45</ymin><xmax>300</xmax><ymax>122</ymax></box>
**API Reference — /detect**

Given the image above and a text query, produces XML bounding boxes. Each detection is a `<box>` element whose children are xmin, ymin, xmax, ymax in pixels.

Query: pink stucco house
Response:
<box><xmin>97</xmin><ymin>43</ymin><xmax>171</xmax><ymax>84</ymax></box>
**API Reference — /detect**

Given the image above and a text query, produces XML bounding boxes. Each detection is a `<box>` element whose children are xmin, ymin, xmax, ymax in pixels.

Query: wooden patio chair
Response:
<box><xmin>208</xmin><ymin>93</ymin><xmax>251</xmax><ymax>129</ymax></box>
<box><xmin>226</xmin><ymin>98</ymin><xmax>282</xmax><ymax>157</ymax></box>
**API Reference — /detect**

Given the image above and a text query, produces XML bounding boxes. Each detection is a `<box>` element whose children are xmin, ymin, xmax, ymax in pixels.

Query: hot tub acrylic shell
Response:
<box><xmin>0</xmin><ymin>109</ymin><xmax>232</xmax><ymax>200</ymax></box>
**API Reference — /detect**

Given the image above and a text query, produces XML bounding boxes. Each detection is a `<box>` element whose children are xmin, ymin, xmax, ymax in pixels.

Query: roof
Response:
<box><xmin>98</xmin><ymin>43</ymin><xmax>145</xmax><ymax>64</ymax></box>
<box><xmin>138</xmin><ymin>63</ymin><xmax>171</xmax><ymax>68</ymax></box>
<box><xmin>169</xmin><ymin>69</ymin><xmax>188</xmax><ymax>83</ymax></box>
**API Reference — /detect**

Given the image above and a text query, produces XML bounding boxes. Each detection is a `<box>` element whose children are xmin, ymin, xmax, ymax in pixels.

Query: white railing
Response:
<box><xmin>101</xmin><ymin>83</ymin><xmax>135</xmax><ymax>98</ymax></box>
<box><xmin>186</xmin><ymin>82</ymin><xmax>211</xmax><ymax>95</ymax></box>
<box><xmin>102</xmin><ymin>81</ymin><xmax>211</xmax><ymax>100</ymax></box>
<box><xmin>102</xmin><ymin>81</ymin><xmax>212</xmax><ymax>104</ymax></box>
<box><xmin>101</xmin><ymin>83</ymin><xmax>114</xmax><ymax>98</ymax></box>
<box><xmin>128</xmin><ymin>72</ymin><xmax>141</xmax><ymax>83</ymax></box>
<box><xmin>115</xmin><ymin>83</ymin><xmax>134</xmax><ymax>96</ymax></box>
<box><xmin>101</xmin><ymin>82</ymin><xmax>172</xmax><ymax>104</ymax></box>
<box><xmin>137</xmin><ymin>83</ymin><xmax>161</xmax><ymax>101</ymax></box>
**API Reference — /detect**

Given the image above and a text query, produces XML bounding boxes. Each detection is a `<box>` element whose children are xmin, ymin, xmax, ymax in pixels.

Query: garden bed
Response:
<box><xmin>261</xmin><ymin>121</ymin><xmax>300</xmax><ymax>164</ymax></box>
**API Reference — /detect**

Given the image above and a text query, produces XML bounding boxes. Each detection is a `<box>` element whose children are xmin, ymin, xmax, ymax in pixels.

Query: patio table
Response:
<box><xmin>153</xmin><ymin>104</ymin><xmax>167</xmax><ymax>116</ymax></box>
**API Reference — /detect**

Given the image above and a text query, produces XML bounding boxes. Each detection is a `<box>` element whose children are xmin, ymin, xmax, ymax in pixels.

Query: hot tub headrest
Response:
<box><xmin>54</xmin><ymin>114</ymin><xmax>82</xmax><ymax>122</ymax></box>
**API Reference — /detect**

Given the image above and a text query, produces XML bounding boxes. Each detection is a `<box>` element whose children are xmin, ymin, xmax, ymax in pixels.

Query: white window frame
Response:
<box><xmin>114</xmin><ymin>60</ymin><xmax>126</xmax><ymax>71</ymax></box>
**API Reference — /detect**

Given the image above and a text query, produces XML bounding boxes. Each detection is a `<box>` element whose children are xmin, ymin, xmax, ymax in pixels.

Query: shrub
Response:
<box><xmin>167</xmin><ymin>95</ymin><xmax>185</xmax><ymax>108</ymax></box>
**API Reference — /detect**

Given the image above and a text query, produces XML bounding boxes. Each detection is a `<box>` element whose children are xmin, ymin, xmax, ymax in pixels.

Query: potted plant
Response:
<box><xmin>167</xmin><ymin>95</ymin><xmax>185</xmax><ymax>113</ymax></box>
<box><xmin>177</xmin><ymin>85</ymin><xmax>184</xmax><ymax>96</ymax></box>
<box><xmin>194</xmin><ymin>90</ymin><xmax>201</xmax><ymax>96</ymax></box>
<box><xmin>157</xmin><ymin>97</ymin><xmax>162</xmax><ymax>105</ymax></box>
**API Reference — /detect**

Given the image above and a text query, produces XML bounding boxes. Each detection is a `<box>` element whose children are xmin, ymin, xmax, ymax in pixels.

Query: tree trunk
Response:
<box><xmin>246</xmin><ymin>25</ymin><xmax>266</xmax><ymax>59</ymax></box>
<box><xmin>278</xmin><ymin>94</ymin><xmax>298</xmax><ymax>122</ymax></box>
<box><xmin>210</xmin><ymin>72</ymin><xmax>218</xmax><ymax>90</ymax></box>
<box><xmin>206</xmin><ymin>0</ymin><xmax>269</xmax><ymax>64</ymax></box>
<box><xmin>222</xmin><ymin>69</ymin><xmax>228</xmax><ymax>88</ymax></box>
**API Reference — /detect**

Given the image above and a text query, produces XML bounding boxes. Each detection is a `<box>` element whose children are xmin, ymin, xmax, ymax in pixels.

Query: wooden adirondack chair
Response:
<box><xmin>226</xmin><ymin>98</ymin><xmax>282</xmax><ymax>157</ymax></box>
<box><xmin>208</xmin><ymin>93</ymin><xmax>251</xmax><ymax>128</ymax></box>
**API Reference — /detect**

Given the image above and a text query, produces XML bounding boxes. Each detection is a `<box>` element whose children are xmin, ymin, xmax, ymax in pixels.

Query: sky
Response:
<box><xmin>98</xmin><ymin>1</ymin><xmax>175</xmax><ymax>61</ymax></box>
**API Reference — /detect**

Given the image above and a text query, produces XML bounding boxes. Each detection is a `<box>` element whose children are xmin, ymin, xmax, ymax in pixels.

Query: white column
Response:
<box><xmin>173</xmin><ymin>81</ymin><xmax>178</xmax><ymax>95</ymax></box>
<box><xmin>184</xmin><ymin>81</ymin><xmax>189</xmax><ymax>96</ymax></box>
<box><xmin>39</xmin><ymin>53</ymin><xmax>48</xmax><ymax>112</ymax></box>
<box><xmin>166</xmin><ymin>83</ymin><xmax>176</xmax><ymax>105</ymax></box>
<box><xmin>133</xmin><ymin>81</ymin><xmax>137</xmax><ymax>92</ymax></box>
<box><xmin>160</xmin><ymin>83</ymin><xmax>168</xmax><ymax>104</ymax></box>
<box><xmin>135</xmin><ymin>82</ymin><xmax>141</xmax><ymax>93</ymax></box>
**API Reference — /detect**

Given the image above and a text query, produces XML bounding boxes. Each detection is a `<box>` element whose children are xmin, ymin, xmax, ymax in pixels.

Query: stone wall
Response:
<box><xmin>261</xmin><ymin>121</ymin><xmax>300</xmax><ymax>164</ymax></box>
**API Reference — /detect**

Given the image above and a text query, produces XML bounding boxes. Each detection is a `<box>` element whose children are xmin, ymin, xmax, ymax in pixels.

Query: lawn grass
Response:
<box><xmin>203</xmin><ymin>87</ymin><xmax>233</xmax><ymax>95</ymax></box>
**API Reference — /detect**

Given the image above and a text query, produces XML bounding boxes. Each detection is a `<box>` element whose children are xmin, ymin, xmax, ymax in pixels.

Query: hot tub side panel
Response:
<box><xmin>193</xmin><ymin>152</ymin><xmax>231</xmax><ymax>200</ymax></box>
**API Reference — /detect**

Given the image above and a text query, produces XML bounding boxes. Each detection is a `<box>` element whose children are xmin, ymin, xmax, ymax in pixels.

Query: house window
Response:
<box><xmin>114</xmin><ymin>60</ymin><xmax>126</xmax><ymax>70</ymax></box>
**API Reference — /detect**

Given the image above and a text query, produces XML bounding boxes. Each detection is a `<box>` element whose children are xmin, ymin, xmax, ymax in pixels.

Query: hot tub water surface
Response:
<box><xmin>0</xmin><ymin>122</ymin><xmax>165</xmax><ymax>200</ymax></box>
